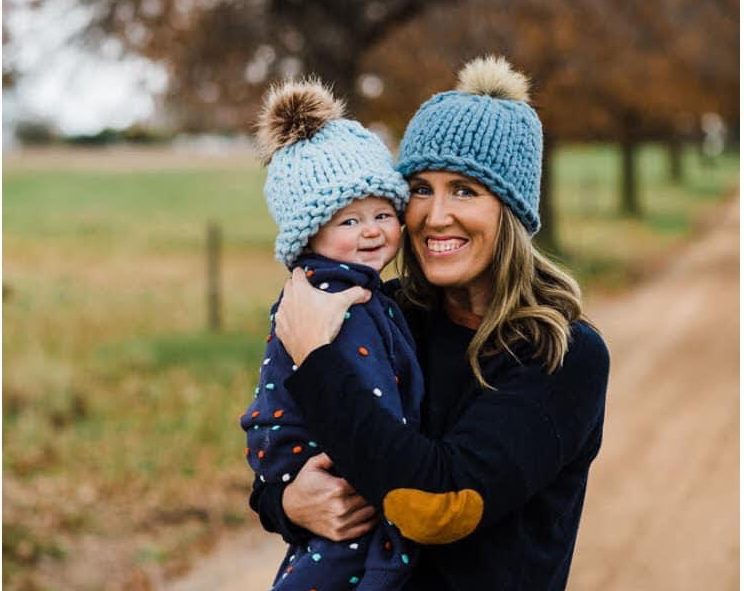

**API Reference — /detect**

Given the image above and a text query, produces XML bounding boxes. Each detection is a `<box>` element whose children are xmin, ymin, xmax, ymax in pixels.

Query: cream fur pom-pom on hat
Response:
<box><xmin>456</xmin><ymin>55</ymin><xmax>531</xmax><ymax>101</ymax></box>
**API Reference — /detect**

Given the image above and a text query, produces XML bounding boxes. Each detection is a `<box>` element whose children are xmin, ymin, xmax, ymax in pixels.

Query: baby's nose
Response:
<box><xmin>362</xmin><ymin>223</ymin><xmax>381</xmax><ymax>236</ymax></box>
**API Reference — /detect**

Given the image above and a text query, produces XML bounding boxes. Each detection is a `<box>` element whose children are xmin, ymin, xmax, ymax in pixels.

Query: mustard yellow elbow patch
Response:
<box><xmin>383</xmin><ymin>488</ymin><xmax>484</xmax><ymax>544</ymax></box>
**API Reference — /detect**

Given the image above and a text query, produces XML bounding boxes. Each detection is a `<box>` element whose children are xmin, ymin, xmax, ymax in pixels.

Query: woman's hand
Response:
<box><xmin>282</xmin><ymin>453</ymin><xmax>377</xmax><ymax>541</ymax></box>
<box><xmin>275</xmin><ymin>267</ymin><xmax>371</xmax><ymax>365</ymax></box>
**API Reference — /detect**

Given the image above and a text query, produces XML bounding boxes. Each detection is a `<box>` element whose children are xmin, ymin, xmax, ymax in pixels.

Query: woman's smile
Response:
<box><xmin>425</xmin><ymin>236</ymin><xmax>469</xmax><ymax>255</ymax></box>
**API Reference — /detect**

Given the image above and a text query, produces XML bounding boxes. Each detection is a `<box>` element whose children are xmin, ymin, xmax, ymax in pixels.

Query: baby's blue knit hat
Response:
<box><xmin>397</xmin><ymin>56</ymin><xmax>543</xmax><ymax>235</ymax></box>
<box><xmin>256</xmin><ymin>79</ymin><xmax>410</xmax><ymax>267</ymax></box>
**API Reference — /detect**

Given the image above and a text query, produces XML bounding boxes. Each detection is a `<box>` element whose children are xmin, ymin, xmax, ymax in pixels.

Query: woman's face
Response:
<box><xmin>404</xmin><ymin>171</ymin><xmax>502</xmax><ymax>291</ymax></box>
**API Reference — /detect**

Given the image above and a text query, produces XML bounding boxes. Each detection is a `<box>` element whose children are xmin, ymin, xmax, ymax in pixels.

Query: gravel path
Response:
<box><xmin>165</xmin><ymin>198</ymin><xmax>740</xmax><ymax>591</ymax></box>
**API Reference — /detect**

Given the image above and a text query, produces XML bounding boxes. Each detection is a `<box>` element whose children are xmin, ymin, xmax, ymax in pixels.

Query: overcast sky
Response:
<box><xmin>5</xmin><ymin>0</ymin><xmax>168</xmax><ymax>136</ymax></box>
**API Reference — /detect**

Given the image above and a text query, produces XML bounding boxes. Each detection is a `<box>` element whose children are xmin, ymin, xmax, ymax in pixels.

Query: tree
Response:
<box><xmin>78</xmin><ymin>0</ymin><xmax>448</xmax><ymax>131</ymax></box>
<box><xmin>359</xmin><ymin>0</ymin><xmax>738</xmax><ymax>242</ymax></box>
<box><xmin>55</xmin><ymin>0</ymin><xmax>737</xmax><ymax>242</ymax></box>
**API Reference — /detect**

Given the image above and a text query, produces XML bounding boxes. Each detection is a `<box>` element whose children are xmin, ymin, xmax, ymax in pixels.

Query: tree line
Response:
<box><xmin>37</xmin><ymin>0</ymin><xmax>742</xmax><ymax>249</ymax></box>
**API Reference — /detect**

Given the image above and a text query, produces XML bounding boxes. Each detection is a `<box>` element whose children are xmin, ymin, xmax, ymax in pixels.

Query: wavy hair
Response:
<box><xmin>398</xmin><ymin>206</ymin><xmax>591</xmax><ymax>389</ymax></box>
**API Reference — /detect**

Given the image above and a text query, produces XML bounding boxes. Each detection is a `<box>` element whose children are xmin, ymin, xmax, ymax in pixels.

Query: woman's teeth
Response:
<box><xmin>427</xmin><ymin>238</ymin><xmax>466</xmax><ymax>253</ymax></box>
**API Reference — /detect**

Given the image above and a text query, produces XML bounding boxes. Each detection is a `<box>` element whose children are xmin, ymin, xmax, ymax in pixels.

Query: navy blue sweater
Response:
<box><xmin>251</xmin><ymin>287</ymin><xmax>610</xmax><ymax>590</ymax></box>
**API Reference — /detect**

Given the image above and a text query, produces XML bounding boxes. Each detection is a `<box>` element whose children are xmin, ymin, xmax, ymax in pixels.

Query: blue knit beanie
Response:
<box><xmin>397</xmin><ymin>56</ymin><xmax>543</xmax><ymax>235</ymax></box>
<box><xmin>256</xmin><ymin>79</ymin><xmax>410</xmax><ymax>267</ymax></box>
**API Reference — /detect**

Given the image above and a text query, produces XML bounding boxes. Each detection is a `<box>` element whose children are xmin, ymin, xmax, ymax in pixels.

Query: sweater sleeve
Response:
<box><xmin>248</xmin><ymin>478</ymin><xmax>312</xmax><ymax>546</ymax></box>
<box><xmin>284</xmin><ymin>324</ymin><xmax>609</xmax><ymax>545</ymax></box>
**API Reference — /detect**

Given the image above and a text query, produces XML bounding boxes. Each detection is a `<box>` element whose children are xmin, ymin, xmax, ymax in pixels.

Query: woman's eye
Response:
<box><xmin>454</xmin><ymin>185</ymin><xmax>476</xmax><ymax>198</ymax></box>
<box><xmin>410</xmin><ymin>184</ymin><xmax>432</xmax><ymax>197</ymax></box>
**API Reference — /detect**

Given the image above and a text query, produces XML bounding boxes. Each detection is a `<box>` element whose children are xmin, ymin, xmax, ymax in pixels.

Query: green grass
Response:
<box><xmin>551</xmin><ymin>144</ymin><xmax>738</xmax><ymax>289</ymax></box>
<box><xmin>2</xmin><ymin>143</ymin><xmax>738</xmax><ymax>587</ymax></box>
<box><xmin>96</xmin><ymin>330</ymin><xmax>269</xmax><ymax>381</ymax></box>
<box><xmin>3</xmin><ymin>167</ymin><xmax>273</xmax><ymax>252</ymax></box>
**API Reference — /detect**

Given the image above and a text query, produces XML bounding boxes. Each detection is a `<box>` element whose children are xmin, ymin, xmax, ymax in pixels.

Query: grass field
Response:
<box><xmin>2</xmin><ymin>144</ymin><xmax>738</xmax><ymax>589</ymax></box>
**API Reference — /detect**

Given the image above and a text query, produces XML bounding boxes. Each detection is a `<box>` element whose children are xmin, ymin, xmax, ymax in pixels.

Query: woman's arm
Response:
<box><xmin>280</xmin><ymin>325</ymin><xmax>609</xmax><ymax>544</ymax></box>
<box><xmin>283</xmin><ymin>344</ymin><xmax>550</xmax><ymax>542</ymax></box>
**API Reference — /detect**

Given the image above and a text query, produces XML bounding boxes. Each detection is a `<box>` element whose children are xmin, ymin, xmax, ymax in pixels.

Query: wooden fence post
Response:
<box><xmin>207</xmin><ymin>222</ymin><xmax>222</xmax><ymax>332</ymax></box>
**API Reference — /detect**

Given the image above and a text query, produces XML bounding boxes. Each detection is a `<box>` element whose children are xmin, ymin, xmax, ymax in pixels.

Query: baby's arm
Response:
<box><xmin>241</xmin><ymin>316</ymin><xmax>319</xmax><ymax>489</ymax></box>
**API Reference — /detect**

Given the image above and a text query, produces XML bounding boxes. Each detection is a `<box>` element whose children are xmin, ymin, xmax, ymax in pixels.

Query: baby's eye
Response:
<box><xmin>340</xmin><ymin>218</ymin><xmax>359</xmax><ymax>226</ymax></box>
<box><xmin>376</xmin><ymin>211</ymin><xmax>395</xmax><ymax>220</ymax></box>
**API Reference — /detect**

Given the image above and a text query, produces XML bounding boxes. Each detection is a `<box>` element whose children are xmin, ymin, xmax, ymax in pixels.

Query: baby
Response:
<box><xmin>240</xmin><ymin>80</ymin><xmax>423</xmax><ymax>591</ymax></box>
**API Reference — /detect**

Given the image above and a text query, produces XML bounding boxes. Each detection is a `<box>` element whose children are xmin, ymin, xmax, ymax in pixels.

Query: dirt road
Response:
<box><xmin>166</xmin><ymin>198</ymin><xmax>740</xmax><ymax>591</ymax></box>
<box><xmin>569</xmin><ymin>197</ymin><xmax>739</xmax><ymax>590</ymax></box>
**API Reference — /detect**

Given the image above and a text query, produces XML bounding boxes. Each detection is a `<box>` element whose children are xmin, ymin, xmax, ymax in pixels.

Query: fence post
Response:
<box><xmin>207</xmin><ymin>222</ymin><xmax>222</xmax><ymax>332</ymax></box>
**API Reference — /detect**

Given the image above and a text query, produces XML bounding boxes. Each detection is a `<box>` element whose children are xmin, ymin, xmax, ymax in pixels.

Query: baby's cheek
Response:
<box><xmin>337</xmin><ymin>235</ymin><xmax>364</xmax><ymax>260</ymax></box>
<box><xmin>313</xmin><ymin>232</ymin><xmax>359</xmax><ymax>262</ymax></box>
<box><xmin>386</xmin><ymin>223</ymin><xmax>403</xmax><ymax>248</ymax></box>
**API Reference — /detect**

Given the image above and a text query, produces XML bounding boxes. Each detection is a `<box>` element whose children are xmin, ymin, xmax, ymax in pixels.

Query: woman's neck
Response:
<box><xmin>443</xmin><ymin>283</ymin><xmax>491</xmax><ymax>317</ymax></box>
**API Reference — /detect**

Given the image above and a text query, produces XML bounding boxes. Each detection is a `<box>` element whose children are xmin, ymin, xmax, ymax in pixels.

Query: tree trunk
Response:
<box><xmin>536</xmin><ymin>134</ymin><xmax>559</xmax><ymax>254</ymax></box>
<box><xmin>303</xmin><ymin>49</ymin><xmax>361</xmax><ymax>110</ymax></box>
<box><xmin>620</xmin><ymin>112</ymin><xmax>641</xmax><ymax>217</ymax></box>
<box><xmin>668</xmin><ymin>135</ymin><xmax>683</xmax><ymax>183</ymax></box>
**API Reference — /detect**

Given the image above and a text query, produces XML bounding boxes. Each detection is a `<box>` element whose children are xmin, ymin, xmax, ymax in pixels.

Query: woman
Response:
<box><xmin>250</xmin><ymin>55</ymin><xmax>610</xmax><ymax>590</ymax></box>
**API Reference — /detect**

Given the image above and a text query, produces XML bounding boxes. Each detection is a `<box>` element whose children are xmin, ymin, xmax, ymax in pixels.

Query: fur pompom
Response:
<box><xmin>456</xmin><ymin>56</ymin><xmax>531</xmax><ymax>103</ymax></box>
<box><xmin>256</xmin><ymin>79</ymin><xmax>345</xmax><ymax>163</ymax></box>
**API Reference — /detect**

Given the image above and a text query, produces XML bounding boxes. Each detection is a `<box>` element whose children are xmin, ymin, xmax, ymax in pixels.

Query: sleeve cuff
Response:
<box><xmin>250</xmin><ymin>481</ymin><xmax>311</xmax><ymax>546</ymax></box>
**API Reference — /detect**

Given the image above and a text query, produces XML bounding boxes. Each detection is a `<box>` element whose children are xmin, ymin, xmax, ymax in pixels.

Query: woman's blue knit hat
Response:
<box><xmin>256</xmin><ymin>79</ymin><xmax>410</xmax><ymax>267</ymax></box>
<box><xmin>397</xmin><ymin>56</ymin><xmax>543</xmax><ymax>235</ymax></box>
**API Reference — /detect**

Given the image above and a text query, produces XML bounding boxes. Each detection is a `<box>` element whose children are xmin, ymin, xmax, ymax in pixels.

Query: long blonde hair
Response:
<box><xmin>398</xmin><ymin>206</ymin><xmax>589</xmax><ymax>389</ymax></box>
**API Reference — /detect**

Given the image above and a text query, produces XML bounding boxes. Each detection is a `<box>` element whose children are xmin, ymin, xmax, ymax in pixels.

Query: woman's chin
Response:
<box><xmin>422</xmin><ymin>268</ymin><xmax>468</xmax><ymax>289</ymax></box>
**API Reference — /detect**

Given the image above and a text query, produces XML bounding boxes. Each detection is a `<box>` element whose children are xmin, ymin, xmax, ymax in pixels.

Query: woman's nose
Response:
<box><xmin>425</xmin><ymin>194</ymin><xmax>453</xmax><ymax>228</ymax></box>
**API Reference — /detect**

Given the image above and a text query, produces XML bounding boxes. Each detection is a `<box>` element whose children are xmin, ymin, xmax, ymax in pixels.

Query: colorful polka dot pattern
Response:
<box><xmin>240</xmin><ymin>254</ymin><xmax>424</xmax><ymax>590</ymax></box>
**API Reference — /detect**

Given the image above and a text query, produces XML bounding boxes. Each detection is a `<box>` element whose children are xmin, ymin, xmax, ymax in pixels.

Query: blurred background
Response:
<box><xmin>2</xmin><ymin>1</ymin><xmax>740</xmax><ymax>590</ymax></box>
